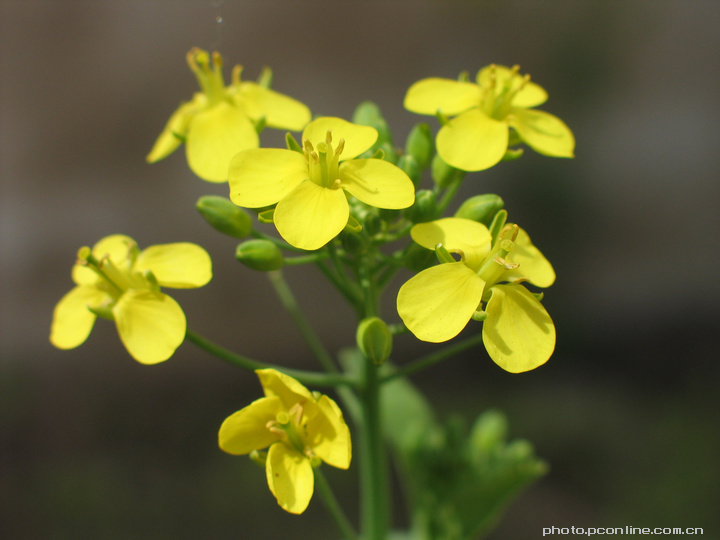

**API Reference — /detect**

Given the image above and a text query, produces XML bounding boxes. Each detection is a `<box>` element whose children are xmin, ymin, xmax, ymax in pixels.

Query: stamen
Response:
<box><xmin>325</xmin><ymin>130</ymin><xmax>333</xmax><ymax>145</ymax></box>
<box><xmin>303</xmin><ymin>139</ymin><xmax>314</xmax><ymax>153</ymax></box>
<box><xmin>335</xmin><ymin>138</ymin><xmax>345</xmax><ymax>156</ymax></box>
<box><xmin>231</xmin><ymin>65</ymin><xmax>242</xmax><ymax>86</ymax></box>
<box><xmin>331</xmin><ymin>179</ymin><xmax>342</xmax><ymax>189</ymax></box>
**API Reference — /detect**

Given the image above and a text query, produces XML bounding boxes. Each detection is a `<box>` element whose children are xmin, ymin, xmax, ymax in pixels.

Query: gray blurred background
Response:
<box><xmin>2</xmin><ymin>1</ymin><xmax>719</xmax><ymax>538</ymax></box>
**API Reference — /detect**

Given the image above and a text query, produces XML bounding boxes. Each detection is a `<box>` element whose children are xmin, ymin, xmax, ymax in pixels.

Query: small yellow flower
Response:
<box><xmin>147</xmin><ymin>48</ymin><xmax>311</xmax><ymax>183</ymax></box>
<box><xmin>404</xmin><ymin>64</ymin><xmax>575</xmax><ymax>171</ymax></box>
<box><xmin>219</xmin><ymin>369</ymin><xmax>352</xmax><ymax>514</ymax></box>
<box><xmin>50</xmin><ymin>235</ymin><xmax>212</xmax><ymax>364</ymax></box>
<box><xmin>396</xmin><ymin>218</ymin><xmax>556</xmax><ymax>373</ymax></box>
<box><xmin>228</xmin><ymin>116</ymin><xmax>416</xmax><ymax>250</ymax></box>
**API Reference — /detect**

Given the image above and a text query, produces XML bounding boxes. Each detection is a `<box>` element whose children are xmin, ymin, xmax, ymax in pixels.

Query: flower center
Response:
<box><xmin>479</xmin><ymin>64</ymin><xmax>531</xmax><ymax>120</ymax></box>
<box><xmin>476</xmin><ymin>224</ymin><xmax>520</xmax><ymax>288</ymax></box>
<box><xmin>267</xmin><ymin>403</ymin><xmax>310</xmax><ymax>456</ymax></box>
<box><xmin>77</xmin><ymin>242</ymin><xmax>152</xmax><ymax>299</ymax></box>
<box><xmin>186</xmin><ymin>47</ymin><xmax>228</xmax><ymax>106</ymax></box>
<box><xmin>304</xmin><ymin>130</ymin><xmax>345</xmax><ymax>189</ymax></box>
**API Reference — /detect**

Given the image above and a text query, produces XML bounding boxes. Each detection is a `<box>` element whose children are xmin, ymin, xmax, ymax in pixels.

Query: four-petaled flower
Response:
<box><xmin>147</xmin><ymin>47</ymin><xmax>311</xmax><ymax>182</ymax></box>
<box><xmin>396</xmin><ymin>217</ymin><xmax>556</xmax><ymax>373</ymax></box>
<box><xmin>218</xmin><ymin>369</ymin><xmax>352</xmax><ymax>514</ymax></box>
<box><xmin>227</xmin><ymin>116</ymin><xmax>416</xmax><ymax>250</ymax></box>
<box><xmin>404</xmin><ymin>64</ymin><xmax>575</xmax><ymax>171</ymax></box>
<box><xmin>50</xmin><ymin>234</ymin><xmax>212</xmax><ymax>364</ymax></box>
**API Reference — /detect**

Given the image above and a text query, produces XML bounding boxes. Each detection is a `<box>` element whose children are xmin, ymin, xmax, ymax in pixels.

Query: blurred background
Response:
<box><xmin>2</xmin><ymin>1</ymin><xmax>719</xmax><ymax>538</ymax></box>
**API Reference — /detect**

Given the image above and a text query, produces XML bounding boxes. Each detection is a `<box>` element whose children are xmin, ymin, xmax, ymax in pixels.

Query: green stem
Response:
<box><xmin>267</xmin><ymin>270</ymin><xmax>338</xmax><ymax>373</ymax></box>
<box><xmin>380</xmin><ymin>333</ymin><xmax>485</xmax><ymax>383</ymax></box>
<box><xmin>184</xmin><ymin>329</ymin><xmax>352</xmax><ymax>387</ymax></box>
<box><xmin>359</xmin><ymin>357</ymin><xmax>389</xmax><ymax>540</ymax></box>
<box><xmin>436</xmin><ymin>174</ymin><xmax>465</xmax><ymax>216</ymax></box>
<box><xmin>314</xmin><ymin>467</ymin><xmax>358</xmax><ymax>540</ymax></box>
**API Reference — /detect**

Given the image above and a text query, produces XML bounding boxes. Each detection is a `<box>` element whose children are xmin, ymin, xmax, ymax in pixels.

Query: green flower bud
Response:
<box><xmin>404</xmin><ymin>189</ymin><xmax>437</xmax><ymax>223</ymax></box>
<box><xmin>469</xmin><ymin>409</ymin><xmax>508</xmax><ymax>454</ymax></box>
<box><xmin>356</xmin><ymin>317</ymin><xmax>393</xmax><ymax>366</ymax></box>
<box><xmin>235</xmin><ymin>239</ymin><xmax>284</xmax><ymax>271</ymax></box>
<box><xmin>196</xmin><ymin>195</ymin><xmax>252</xmax><ymax>239</ymax></box>
<box><xmin>431</xmin><ymin>153</ymin><xmax>463</xmax><ymax>188</ymax></box>
<box><xmin>405</xmin><ymin>123</ymin><xmax>434</xmax><ymax>169</ymax></box>
<box><xmin>341</xmin><ymin>229</ymin><xmax>366</xmax><ymax>256</ymax></box>
<box><xmin>454</xmin><ymin>194</ymin><xmax>505</xmax><ymax>226</ymax></box>
<box><xmin>397</xmin><ymin>154</ymin><xmax>422</xmax><ymax>187</ymax></box>
<box><xmin>363</xmin><ymin>211</ymin><xmax>383</xmax><ymax>237</ymax></box>
<box><xmin>352</xmin><ymin>101</ymin><xmax>393</xmax><ymax>147</ymax></box>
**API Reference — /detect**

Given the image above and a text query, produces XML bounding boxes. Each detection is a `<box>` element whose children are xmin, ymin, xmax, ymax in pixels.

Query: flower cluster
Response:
<box><xmin>52</xmin><ymin>49</ymin><xmax>574</xmax><ymax>527</ymax></box>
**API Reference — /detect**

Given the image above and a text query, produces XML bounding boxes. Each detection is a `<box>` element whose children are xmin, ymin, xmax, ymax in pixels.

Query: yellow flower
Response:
<box><xmin>50</xmin><ymin>235</ymin><xmax>212</xmax><ymax>364</ymax></box>
<box><xmin>219</xmin><ymin>369</ymin><xmax>351</xmax><ymax>514</ymax></box>
<box><xmin>147</xmin><ymin>48</ymin><xmax>311</xmax><ymax>183</ymax></box>
<box><xmin>404</xmin><ymin>64</ymin><xmax>575</xmax><ymax>171</ymax></box>
<box><xmin>228</xmin><ymin>116</ymin><xmax>416</xmax><ymax>250</ymax></box>
<box><xmin>396</xmin><ymin>218</ymin><xmax>556</xmax><ymax>373</ymax></box>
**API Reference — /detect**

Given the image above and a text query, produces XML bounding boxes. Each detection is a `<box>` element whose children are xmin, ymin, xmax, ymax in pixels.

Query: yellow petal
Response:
<box><xmin>50</xmin><ymin>285</ymin><xmax>109</xmax><ymax>349</ymax></box>
<box><xmin>146</xmin><ymin>99</ymin><xmax>198</xmax><ymax>163</ymax></box>
<box><xmin>476</xmin><ymin>65</ymin><xmax>548</xmax><ymax>108</ymax></box>
<box><xmin>135</xmin><ymin>243</ymin><xmax>212</xmax><ymax>289</ymax></box>
<box><xmin>302</xmin><ymin>117</ymin><xmax>377</xmax><ymax>160</ymax></box>
<box><xmin>257</xmin><ymin>369</ymin><xmax>315</xmax><ymax>405</ymax></box>
<box><xmin>404</xmin><ymin>78</ymin><xmax>482</xmax><ymax>116</ymax></box>
<box><xmin>186</xmin><ymin>101</ymin><xmax>259</xmax><ymax>182</ymax></box>
<box><xmin>508</xmin><ymin>108</ymin><xmax>575</xmax><ymax>158</ymax></box>
<box><xmin>273</xmin><ymin>180</ymin><xmax>349</xmax><ymax>251</ymax></box>
<box><xmin>218</xmin><ymin>396</ymin><xmax>284</xmax><ymax>455</ymax></box>
<box><xmin>228</xmin><ymin>148</ymin><xmax>307</xmax><ymax>208</ymax></box>
<box><xmin>112</xmin><ymin>290</ymin><xmax>186</xmax><ymax>364</ymax></box>
<box><xmin>504</xmin><ymin>227</ymin><xmax>555</xmax><ymax>288</ymax></box>
<box><xmin>306</xmin><ymin>394</ymin><xmax>352</xmax><ymax>470</ymax></box>
<box><xmin>397</xmin><ymin>262</ymin><xmax>485</xmax><ymax>343</ymax></box>
<box><xmin>482</xmin><ymin>284</ymin><xmax>555</xmax><ymax>373</ymax></box>
<box><xmin>339</xmin><ymin>159</ymin><xmax>415</xmax><ymax>209</ymax></box>
<box><xmin>436</xmin><ymin>109</ymin><xmax>508</xmax><ymax>171</ymax></box>
<box><xmin>235</xmin><ymin>82</ymin><xmax>311</xmax><ymax>131</ymax></box>
<box><xmin>266</xmin><ymin>443</ymin><xmax>314</xmax><ymax>514</ymax></box>
<box><xmin>410</xmin><ymin>218</ymin><xmax>492</xmax><ymax>272</ymax></box>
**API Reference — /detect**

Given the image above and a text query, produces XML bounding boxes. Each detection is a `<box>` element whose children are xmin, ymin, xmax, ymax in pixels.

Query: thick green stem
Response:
<box><xmin>314</xmin><ymin>467</ymin><xmax>358</xmax><ymax>540</ymax></box>
<box><xmin>184</xmin><ymin>329</ymin><xmax>352</xmax><ymax>387</ymax></box>
<box><xmin>359</xmin><ymin>357</ymin><xmax>389</xmax><ymax>540</ymax></box>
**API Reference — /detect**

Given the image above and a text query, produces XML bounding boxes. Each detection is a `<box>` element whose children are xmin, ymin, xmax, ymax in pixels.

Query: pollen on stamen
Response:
<box><xmin>335</xmin><ymin>138</ymin><xmax>345</xmax><ymax>156</ymax></box>
<box><xmin>325</xmin><ymin>130</ymin><xmax>333</xmax><ymax>145</ymax></box>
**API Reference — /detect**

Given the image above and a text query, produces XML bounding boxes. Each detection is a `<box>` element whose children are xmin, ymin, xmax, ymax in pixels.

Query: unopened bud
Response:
<box><xmin>431</xmin><ymin>153</ymin><xmax>463</xmax><ymax>188</ymax></box>
<box><xmin>454</xmin><ymin>194</ymin><xmax>505</xmax><ymax>226</ymax></box>
<box><xmin>397</xmin><ymin>154</ymin><xmax>422</xmax><ymax>187</ymax></box>
<box><xmin>235</xmin><ymin>239</ymin><xmax>284</xmax><ymax>271</ymax></box>
<box><xmin>469</xmin><ymin>409</ymin><xmax>508</xmax><ymax>453</ymax></box>
<box><xmin>405</xmin><ymin>123</ymin><xmax>434</xmax><ymax>169</ymax></box>
<box><xmin>356</xmin><ymin>317</ymin><xmax>393</xmax><ymax>366</ymax></box>
<box><xmin>352</xmin><ymin>101</ymin><xmax>393</xmax><ymax>147</ymax></box>
<box><xmin>196</xmin><ymin>195</ymin><xmax>252</xmax><ymax>239</ymax></box>
<box><xmin>404</xmin><ymin>189</ymin><xmax>437</xmax><ymax>223</ymax></box>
